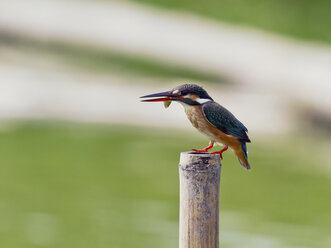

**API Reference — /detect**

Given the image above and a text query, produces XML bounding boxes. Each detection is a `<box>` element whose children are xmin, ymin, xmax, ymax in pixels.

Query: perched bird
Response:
<box><xmin>140</xmin><ymin>84</ymin><xmax>251</xmax><ymax>170</ymax></box>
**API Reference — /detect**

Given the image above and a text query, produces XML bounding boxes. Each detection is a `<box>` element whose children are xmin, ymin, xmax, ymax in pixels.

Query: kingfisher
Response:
<box><xmin>140</xmin><ymin>84</ymin><xmax>251</xmax><ymax>170</ymax></box>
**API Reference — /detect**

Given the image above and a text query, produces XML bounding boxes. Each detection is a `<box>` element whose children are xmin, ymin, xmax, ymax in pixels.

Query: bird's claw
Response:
<box><xmin>211</xmin><ymin>151</ymin><xmax>223</xmax><ymax>159</ymax></box>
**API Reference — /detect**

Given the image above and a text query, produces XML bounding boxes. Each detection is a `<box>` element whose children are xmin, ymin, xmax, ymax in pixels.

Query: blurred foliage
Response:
<box><xmin>0</xmin><ymin>32</ymin><xmax>227</xmax><ymax>84</ymax></box>
<box><xmin>132</xmin><ymin>0</ymin><xmax>331</xmax><ymax>43</ymax></box>
<box><xmin>0</xmin><ymin>122</ymin><xmax>330</xmax><ymax>247</ymax></box>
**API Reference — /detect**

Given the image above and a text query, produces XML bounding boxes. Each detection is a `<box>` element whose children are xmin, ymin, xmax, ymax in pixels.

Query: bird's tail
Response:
<box><xmin>234</xmin><ymin>142</ymin><xmax>251</xmax><ymax>170</ymax></box>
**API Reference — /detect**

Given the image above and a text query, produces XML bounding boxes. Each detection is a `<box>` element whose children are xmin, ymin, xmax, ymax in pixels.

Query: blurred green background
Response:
<box><xmin>0</xmin><ymin>0</ymin><xmax>331</xmax><ymax>248</ymax></box>
<box><xmin>134</xmin><ymin>0</ymin><xmax>331</xmax><ymax>43</ymax></box>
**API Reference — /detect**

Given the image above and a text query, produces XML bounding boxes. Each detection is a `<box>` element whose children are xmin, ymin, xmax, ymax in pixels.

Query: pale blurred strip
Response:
<box><xmin>0</xmin><ymin>55</ymin><xmax>289</xmax><ymax>134</ymax></box>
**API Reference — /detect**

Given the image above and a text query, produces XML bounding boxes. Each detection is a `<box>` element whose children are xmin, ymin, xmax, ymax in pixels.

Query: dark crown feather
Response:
<box><xmin>173</xmin><ymin>84</ymin><xmax>213</xmax><ymax>100</ymax></box>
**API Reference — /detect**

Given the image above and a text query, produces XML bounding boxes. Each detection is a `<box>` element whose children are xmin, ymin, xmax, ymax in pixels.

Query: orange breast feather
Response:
<box><xmin>185</xmin><ymin>106</ymin><xmax>241</xmax><ymax>149</ymax></box>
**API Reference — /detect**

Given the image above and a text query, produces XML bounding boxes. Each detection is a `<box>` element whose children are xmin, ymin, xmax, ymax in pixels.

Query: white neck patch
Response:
<box><xmin>196</xmin><ymin>98</ymin><xmax>212</xmax><ymax>104</ymax></box>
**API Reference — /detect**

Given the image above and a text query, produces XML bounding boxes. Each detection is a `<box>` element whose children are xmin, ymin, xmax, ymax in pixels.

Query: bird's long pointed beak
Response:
<box><xmin>140</xmin><ymin>91</ymin><xmax>183</xmax><ymax>102</ymax></box>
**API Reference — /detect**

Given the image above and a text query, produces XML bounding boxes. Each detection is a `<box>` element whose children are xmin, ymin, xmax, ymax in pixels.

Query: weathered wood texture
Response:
<box><xmin>179</xmin><ymin>152</ymin><xmax>221</xmax><ymax>248</ymax></box>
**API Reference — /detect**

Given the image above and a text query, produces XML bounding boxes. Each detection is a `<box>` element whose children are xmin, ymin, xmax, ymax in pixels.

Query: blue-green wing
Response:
<box><xmin>202</xmin><ymin>102</ymin><xmax>250</xmax><ymax>142</ymax></box>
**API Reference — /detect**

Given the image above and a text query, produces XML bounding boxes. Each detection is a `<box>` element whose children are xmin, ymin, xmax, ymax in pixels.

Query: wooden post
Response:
<box><xmin>179</xmin><ymin>152</ymin><xmax>221</xmax><ymax>248</ymax></box>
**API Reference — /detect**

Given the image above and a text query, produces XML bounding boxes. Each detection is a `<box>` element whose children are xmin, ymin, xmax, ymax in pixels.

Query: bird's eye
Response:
<box><xmin>181</xmin><ymin>90</ymin><xmax>188</xmax><ymax>95</ymax></box>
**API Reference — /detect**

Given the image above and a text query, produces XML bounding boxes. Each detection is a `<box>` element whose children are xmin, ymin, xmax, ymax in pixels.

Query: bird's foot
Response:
<box><xmin>192</xmin><ymin>148</ymin><xmax>209</xmax><ymax>153</ymax></box>
<box><xmin>192</xmin><ymin>142</ymin><xmax>214</xmax><ymax>153</ymax></box>
<box><xmin>211</xmin><ymin>146</ymin><xmax>229</xmax><ymax>159</ymax></box>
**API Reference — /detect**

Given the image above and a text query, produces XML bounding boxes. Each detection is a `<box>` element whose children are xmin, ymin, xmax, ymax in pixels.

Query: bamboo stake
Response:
<box><xmin>179</xmin><ymin>152</ymin><xmax>221</xmax><ymax>248</ymax></box>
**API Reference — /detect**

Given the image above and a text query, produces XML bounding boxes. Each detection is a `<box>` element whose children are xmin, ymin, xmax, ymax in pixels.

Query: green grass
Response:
<box><xmin>0</xmin><ymin>32</ymin><xmax>227</xmax><ymax>84</ymax></box>
<box><xmin>0</xmin><ymin>122</ymin><xmax>330</xmax><ymax>248</ymax></box>
<box><xmin>132</xmin><ymin>0</ymin><xmax>331</xmax><ymax>44</ymax></box>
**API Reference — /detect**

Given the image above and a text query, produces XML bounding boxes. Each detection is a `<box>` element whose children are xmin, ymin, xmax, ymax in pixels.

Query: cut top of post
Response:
<box><xmin>179</xmin><ymin>152</ymin><xmax>221</xmax><ymax>172</ymax></box>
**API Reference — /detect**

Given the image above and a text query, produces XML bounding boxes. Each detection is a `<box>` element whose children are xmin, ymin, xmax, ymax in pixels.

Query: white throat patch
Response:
<box><xmin>196</xmin><ymin>98</ymin><xmax>212</xmax><ymax>104</ymax></box>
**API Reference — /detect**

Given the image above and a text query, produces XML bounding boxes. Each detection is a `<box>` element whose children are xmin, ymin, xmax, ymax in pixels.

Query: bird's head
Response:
<box><xmin>140</xmin><ymin>84</ymin><xmax>213</xmax><ymax>108</ymax></box>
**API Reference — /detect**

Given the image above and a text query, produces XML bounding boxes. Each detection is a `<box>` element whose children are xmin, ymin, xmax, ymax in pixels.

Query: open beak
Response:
<box><xmin>140</xmin><ymin>91</ymin><xmax>184</xmax><ymax>102</ymax></box>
